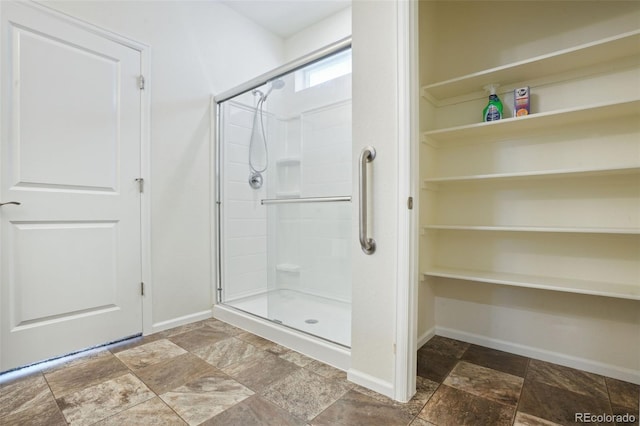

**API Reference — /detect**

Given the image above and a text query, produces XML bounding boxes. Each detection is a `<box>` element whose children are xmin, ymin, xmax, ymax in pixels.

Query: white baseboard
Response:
<box><xmin>436</xmin><ymin>326</ymin><xmax>640</xmax><ymax>385</ymax></box>
<box><xmin>417</xmin><ymin>327</ymin><xmax>436</xmax><ymax>350</ymax></box>
<box><xmin>347</xmin><ymin>368</ymin><xmax>394</xmax><ymax>399</ymax></box>
<box><xmin>150</xmin><ymin>310</ymin><xmax>213</xmax><ymax>335</ymax></box>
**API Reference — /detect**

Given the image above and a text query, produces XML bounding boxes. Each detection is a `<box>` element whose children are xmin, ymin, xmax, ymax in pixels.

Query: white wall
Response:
<box><xmin>39</xmin><ymin>0</ymin><xmax>284</xmax><ymax>331</ymax></box>
<box><xmin>350</xmin><ymin>0</ymin><xmax>401</xmax><ymax>397</ymax></box>
<box><xmin>284</xmin><ymin>6</ymin><xmax>351</xmax><ymax>61</ymax></box>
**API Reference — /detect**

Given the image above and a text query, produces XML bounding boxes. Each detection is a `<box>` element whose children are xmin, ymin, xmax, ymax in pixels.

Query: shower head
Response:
<box><xmin>271</xmin><ymin>79</ymin><xmax>285</xmax><ymax>90</ymax></box>
<box><xmin>263</xmin><ymin>79</ymin><xmax>285</xmax><ymax>101</ymax></box>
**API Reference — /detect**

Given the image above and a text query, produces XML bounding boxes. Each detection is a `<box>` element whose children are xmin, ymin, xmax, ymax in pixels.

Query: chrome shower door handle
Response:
<box><xmin>0</xmin><ymin>201</ymin><xmax>21</xmax><ymax>207</ymax></box>
<box><xmin>358</xmin><ymin>146</ymin><xmax>376</xmax><ymax>255</ymax></box>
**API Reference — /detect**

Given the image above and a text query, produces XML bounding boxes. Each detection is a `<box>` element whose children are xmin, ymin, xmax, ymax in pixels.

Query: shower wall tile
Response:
<box><xmin>226</xmin><ymin>163</ymin><xmax>252</xmax><ymax>184</ymax></box>
<box><xmin>224</xmin><ymin>141</ymin><xmax>250</xmax><ymax>163</ymax></box>
<box><xmin>226</xmin><ymin>219</ymin><xmax>267</xmax><ymax>238</ymax></box>
<box><xmin>301</xmin><ymin>102</ymin><xmax>352</xmax><ymax>198</ymax></box>
<box><xmin>226</xmin><ymin>254</ymin><xmax>267</xmax><ymax>276</ymax></box>
<box><xmin>225</xmin><ymin>237</ymin><xmax>267</xmax><ymax>258</ymax></box>
<box><xmin>223</xmin><ymin>102</ymin><xmax>270</xmax><ymax>301</ymax></box>
<box><xmin>284</xmin><ymin>119</ymin><xmax>301</xmax><ymax>157</ymax></box>
<box><xmin>225</xmin><ymin>125</ymin><xmax>252</xmax><ymax>148</ymax></box>
<box><xmin>295</xmin><ymin>101</ymin><xmax>352</xmax><ymax>301</ymax></box>
<box><xmin>228</xmin><ymin>102</ymin><xmax>254</xmax><ymax>128</ymax></box>
<box><xmin>226</xmin><ymin>200</ymin><xmax>265</xmax><ymax>219</ymax></box>
<box><xmin>226</xmin><ymin>270</ymin><xmax>269</xmax><ymax>301</ymax></box>
<box><xmin>226</xmin><ymin>182</ymin><xmax>266</xmax><ymax>203</ymax></box>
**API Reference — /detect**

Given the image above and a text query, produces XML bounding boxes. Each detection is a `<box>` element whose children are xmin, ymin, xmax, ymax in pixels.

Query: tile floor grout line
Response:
<box><xmin>263</xmin><ymin>392</ymin><xmax>309</xmax><ymax>425</ymax></box>
<box><xmin>602</xmin><ymin>375</ymin><xmax>616</xmax><ymax>419</ymax></box>
<box><xmin>417</xmin><ymin>380</ymin><xmax>444</xmax><ymax>426</ymax></box>
<box><xmin>109</xmin><ymin>341</ymin><xmax>194</xmax><ymax>425</ymax></box>
<box><xmin>40</xmin><ymin>370</ymin><xmax>69</xmax><ymax>425</ymax></box>
<box><xmin>129</xmin><ymin>361</ymin><xmax>189</xmax><ymax>426</ymax></box>
<box><xmin>307</xmin><ymin>388</ymin><xmax>345</xmax><ymax>425</ymax></box>
<box><xmin>155</xmin><ymin>391</ymin><xmax>191</xmax><ymax>426</ymax></box>
<box><xmin>510</xmin><ymin>357</ymin><xmax>531</xmax><ymax>425</ymax></box>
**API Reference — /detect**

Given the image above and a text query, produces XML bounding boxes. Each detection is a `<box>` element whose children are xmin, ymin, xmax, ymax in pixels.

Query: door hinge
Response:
<box><xmin>135</xmin><ymin>178</ymin><xmax>144</xmax><ymax>193</ymax></box>
<box><xmin>141</xmin><ymin>282</ymin><xmax>145</xmax><ymax>296</ymax></box>
<box><xmin>138</xmin><ymin>75</ymin><xmax>145</xmax><ymax>90</ymax></box>
<box><xmin>407</xmin><ymin>196</ymin><xmax>413</xmax><ymax>210</ymax></box>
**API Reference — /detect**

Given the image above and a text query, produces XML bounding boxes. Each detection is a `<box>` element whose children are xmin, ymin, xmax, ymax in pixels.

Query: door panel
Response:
<box><xmin>1</xmin><ymin>2</ymin><xmax>142</xmax><ymax>371</ymax></box>
<box><xmin>11</xmin><ymin>222</ymin><xmax>118</xmax><ymax>323</ymax></box>
<box><xmin>16</xmin><ymin>27</ymin><xmax>119</xmax><ymax>191</ymax></box>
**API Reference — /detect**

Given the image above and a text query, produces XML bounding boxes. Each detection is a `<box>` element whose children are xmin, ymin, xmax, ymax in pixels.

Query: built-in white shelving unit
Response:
<box><xmin>422</xmin><ymin>267</ymin><xmax>640</xmax><ymax>301</ymax></box>
<box><xmin>419</xmin><ymin>5</ymin><xmax>640</xmax><ymax>302</ymax></box>
<box><xmin>423</xmin><ymin>165</ymin><xmax>640</xmax><ymax>184</ymax></box>
<box><xmin>422</xmin><ymin>30</ymin><xmax>640</xmax><ymax>102</ymax></box>
<box><xmin>423</xmin><ymin>225</ymin><xmax>640</xmax><ymax>235</ymax></box>
<box><xmin>422</xmin><ymin>99</ymin><xmax>640</xmax><ymax>143</ymax></box>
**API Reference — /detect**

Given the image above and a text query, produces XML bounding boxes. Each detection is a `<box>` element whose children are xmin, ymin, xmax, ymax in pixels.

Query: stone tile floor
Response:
<box><xmin>417</xmin><ymin>336</ymin><xmax>639</xmax><ymax>426</ymax></box>
<box><xmin>0</xmin><ymin>319</ymin><xmax>638</xmax><ymax>425</ymax></box>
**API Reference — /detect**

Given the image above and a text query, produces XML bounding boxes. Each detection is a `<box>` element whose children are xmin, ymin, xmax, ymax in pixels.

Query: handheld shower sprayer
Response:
<box><xmin>248</xmin><ymin>79</ymin><xmax>285</xmax><ymax>189</ymax></box>
<box><xmin>263</xmin><ymin>79</ymin><xmax>285</xmax><ymax>101</ymax></box>
<box><xmin>251</xmin><ymin>79</ymin><xmax>285</xmax><ymax>102</ymax></box>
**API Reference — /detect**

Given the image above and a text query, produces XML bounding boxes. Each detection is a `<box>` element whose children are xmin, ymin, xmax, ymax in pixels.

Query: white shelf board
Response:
<box><xmin>276</xmin><ymin>157</ymin><xmax>301</xmax><ymax>166</ymax></box>
<box><xmin>423</xmin><ymin>225</ymin><xmax>640</xmax><ymax>235</ymax></box>
<box><xmin>422</xmin><ymin>99</ymin><xmax>640</xmax><ymax>142</ymax></box>
<box><xmin>422</xmin><ymin>30</ymin><xmax>640</xmax><ymax>101</ymax></box>
<box><xmin>423</xmin><ymin>165</ymin><xmax>640</xmax><ymax>184</ymax></box>
<box><xmin>423</xmin><ymin>267</ymin><xmax>640</xmax><ymax>301</ymax></box>
<box><xmin>276</xmin><ymin>263</ymin><xmax>301</xmax><ymax>273</ymax></box>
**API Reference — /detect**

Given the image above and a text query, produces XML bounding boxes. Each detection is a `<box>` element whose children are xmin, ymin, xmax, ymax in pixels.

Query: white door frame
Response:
<box><xmin>0</xmin><ymin>1</ymin><xmax>153</xmax><ymax>349</ymax></box>
<box><xmin>393</xmin><ymin>0</ymin><xmax>419</xmax><ymax>402</ymax></box>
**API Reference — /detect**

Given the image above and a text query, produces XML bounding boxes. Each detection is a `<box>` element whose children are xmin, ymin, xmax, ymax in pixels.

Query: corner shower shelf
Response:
<box><xmin>423</xmin><ymin>267</ymin><xmax>640</xmax><ymax>301</ymax></box>
<box><xmin>422</xmin><ymin>165</ymin><xmax>640</xmax><ymax>185</ymax></box>
<box><xmin>421</xmin><ymin>30</ymin><xmax>640</xmax><ymax>101</ymax></box>
<box><xmin>422</xmin><ymin>225</ymin><xmax>640</xmax><ymax>235</ymax></box>
<box><xmin>276</xmin><ymin>264</ymin><xmax>301</xmax><ymax>273</ymax></box>
<box><xmin>421</xmin><ymin>99</ymin><xmax>640</xmax><ymax>143</ymax></box>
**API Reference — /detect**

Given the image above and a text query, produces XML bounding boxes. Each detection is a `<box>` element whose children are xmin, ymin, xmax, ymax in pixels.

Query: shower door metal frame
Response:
<box><xmin>213</xmin><ymin>37</ymin><xmax>352</xmax><ymax>305</ymax></box>
<box><xmin>215</xmin><ymin>36</ymin><xmax>351</xmax><ymax>104</ymax></box>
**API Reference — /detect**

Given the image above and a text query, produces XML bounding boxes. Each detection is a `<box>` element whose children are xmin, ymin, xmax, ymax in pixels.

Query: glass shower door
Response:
<box><xmin>217</xmin><ymin>47</ymin><xmax>353</xmax><ymax>347</ymax></box>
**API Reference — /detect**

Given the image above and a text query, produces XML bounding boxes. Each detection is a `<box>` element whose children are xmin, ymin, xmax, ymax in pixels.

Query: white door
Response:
<box><xmin>0</xmin><ymin>2</ymin><xmax>143</xmax><ymax>371</ymax></box>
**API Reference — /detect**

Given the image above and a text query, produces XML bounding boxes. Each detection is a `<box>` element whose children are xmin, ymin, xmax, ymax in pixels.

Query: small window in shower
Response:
<box><xmin>296</xmin><ymin>48</ymin><xmax>352</xmax><ymax>91</ymax></box>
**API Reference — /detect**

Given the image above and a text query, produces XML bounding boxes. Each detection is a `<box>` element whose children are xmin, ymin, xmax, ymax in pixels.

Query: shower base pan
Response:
<box><xmin>213</xmin><ymin>289</ymin><xmax>351</xmax><ymax>371</ymax></box>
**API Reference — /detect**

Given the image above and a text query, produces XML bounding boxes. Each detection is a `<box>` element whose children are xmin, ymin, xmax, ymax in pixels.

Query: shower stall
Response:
<box><xmin>213</xmin><ymin>39</ymin><xmax>353</xmax><ymax>365</ymax></box>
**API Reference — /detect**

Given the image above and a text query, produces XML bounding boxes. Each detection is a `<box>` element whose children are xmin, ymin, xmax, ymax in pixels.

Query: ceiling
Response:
<box><xmin>220</xmin><ymin>0</ymin><xmax>351</xmax><ymax>38</ymax></box>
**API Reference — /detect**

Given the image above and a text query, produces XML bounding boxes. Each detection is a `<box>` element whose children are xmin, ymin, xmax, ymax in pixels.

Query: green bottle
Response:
<box><xmin>483</xmin><ymin>84</ymin><xmax>503</xmax><ymax>122</ymax></box>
